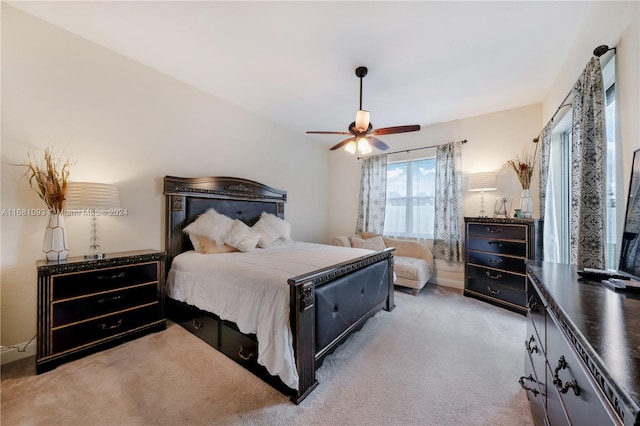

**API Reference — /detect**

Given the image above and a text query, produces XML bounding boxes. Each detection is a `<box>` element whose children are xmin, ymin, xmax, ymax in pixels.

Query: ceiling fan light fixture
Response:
<box><xmin>357</xmin><ymin>137</ymin><xmax>372</xmax><ymax>155</ymax></box>
<box><xmin>355</xmin><ymin>110</ymin><xmax>370</xmax><ymax>132</ymax></box>
<box><xmin>344</xmin><ymin>141</ymin><xmax>357</xmax><ymax>154</ymax></box>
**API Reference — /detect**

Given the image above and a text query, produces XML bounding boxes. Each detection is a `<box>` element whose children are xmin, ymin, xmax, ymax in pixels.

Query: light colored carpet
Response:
<box><xmin>1</xmin><ymin>285</ymin><xmax>534</xmax><ymax>426</ymax></box>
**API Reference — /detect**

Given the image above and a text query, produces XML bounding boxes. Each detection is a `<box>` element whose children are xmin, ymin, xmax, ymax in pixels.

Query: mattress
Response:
<box><xmin>166</xmin><ymin>241</ymin><xmax>375</xmax><ymax>390</ymax></box>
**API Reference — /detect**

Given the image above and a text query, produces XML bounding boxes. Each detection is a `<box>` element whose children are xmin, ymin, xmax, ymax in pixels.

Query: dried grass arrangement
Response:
<box><xmin>505</xmin><ymin>144</ymin><xmax>538</xmax><ymax>190</ymax></box>
<box><xmin>21</xmin><ymin>148</ymin><xmax>73</xmax><ymax>214</ymax></box>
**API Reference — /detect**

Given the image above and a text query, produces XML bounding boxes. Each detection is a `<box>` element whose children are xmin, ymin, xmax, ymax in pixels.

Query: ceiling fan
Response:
<box><xmin>306</xmin><ymin>66</ymin><xmax>421</xmax><ymax>155</ymax></box>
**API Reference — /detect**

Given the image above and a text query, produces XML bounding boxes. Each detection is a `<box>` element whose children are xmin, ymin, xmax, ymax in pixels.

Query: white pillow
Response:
<box><xmin>252</xmin><ymin>218</ymin><xmax>281</xmax><ymax>248</ymax></box>
<box><xmin>259</xmin><ymin>212</ymin><xmax>292</xmax><ymax>241</ymax></box>
<box><xmin>183</xmin><ymin>208</ymin><xmax>234</xmax><ymax>249</ymax></box>
<box><xmin>224</xmin><ymin>219</ymin><xmax>261</xmax><ymax>253</ymax></box>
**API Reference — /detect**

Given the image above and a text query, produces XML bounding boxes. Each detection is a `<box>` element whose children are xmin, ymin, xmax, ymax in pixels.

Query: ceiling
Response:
<box><xmin>8</xmin><ymin>1</ymin><xmax>596</xmax><ymax>146</ymax></box>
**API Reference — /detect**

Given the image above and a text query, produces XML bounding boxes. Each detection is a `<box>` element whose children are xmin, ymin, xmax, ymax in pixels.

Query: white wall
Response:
<box><xmin>0</xmin><ymin>6</ymin><xmax>329</xmax><ymax>354</ymax></box>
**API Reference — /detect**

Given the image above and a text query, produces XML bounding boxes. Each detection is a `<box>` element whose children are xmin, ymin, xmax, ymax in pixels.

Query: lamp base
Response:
<box><xmin>84</xmin><ymin>253</ymin><xmax>106</xmax><ymax>260</ymax></box>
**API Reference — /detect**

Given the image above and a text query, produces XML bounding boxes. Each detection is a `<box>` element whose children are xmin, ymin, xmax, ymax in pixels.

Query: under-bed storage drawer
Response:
<box><xmin>220</xmin><ymin>324</ymin><xmax>259</xmax><ymax>368</ymax></box>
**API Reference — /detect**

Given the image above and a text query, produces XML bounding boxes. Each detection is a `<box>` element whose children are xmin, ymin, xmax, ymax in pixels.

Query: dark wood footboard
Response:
<box><xmin>288</xmin><ymin>247</ymin><xmax>394</xmax><ymax>404</ymax></box>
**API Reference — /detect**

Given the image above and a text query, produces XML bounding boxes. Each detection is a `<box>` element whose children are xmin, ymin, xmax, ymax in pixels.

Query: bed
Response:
<box><xmin>163</xmin><ymin>176</ymin><xmax>395</xmax><ymax>404</ymax></box>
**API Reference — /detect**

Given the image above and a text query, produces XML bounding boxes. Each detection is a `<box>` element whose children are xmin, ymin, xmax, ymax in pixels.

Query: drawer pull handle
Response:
<box><xmin>487</xmin><ymin>241</ymin><xmax>503</xmax><ymax>248</ymax></box>
<box><xmin>98</xmin><ymin>318</ymin><xmax>123</xmax><ymax>331</ymax></box>
<box><xmin>527</xmin><ymin>296</ymin><xmax>540</xmax><ymax>313</ymax></box>
<box><xmin>485</xmin><ymin>271</ymin><xmax>503</xmax><ymax>280</ymax></box>
<box><xmin>486</xmin><ymin>227</ymin><xmax>502</xmax><ymax>233</ymax></box>
<box><xmin>526</xmin><ymin>335</ymin><xmax>538</xmax><ymax>354</ymax></box>
<box><xmin>97</xmin><ymin>295</ymin><xmax>125</xmax><ymax>304</ymax></box>
<box><xmin>487</xmin><ymin>286</ymin><xmax>501</xmax><ymax>295</ymax></box>
<box><xmin>518</xmin><ymin>375</ymin><xmax>540</xmax><ymax>396</ymax></box>
<box><xmin>553</xmin><ymin>356</ymin><xmax>580</xmax><ymax>396</ymax></box>
<box><xmin>97</xmin><ymin>272</ymin><xmax>127</xmax><ymax>281</ymax></box>
<box><xmin>192</xmin><ymin>319</ymin><xmax>202</xmax><ymax>330</ymax></box>
<box><xmin>487</xmin><ymin>257</ymin><xmax>503</xmax><ymax>265</ymax></box>
<box><xmin>238</xmin><ymin>345</ymin><xmax>255</xmax><ymax>361</ymax></box>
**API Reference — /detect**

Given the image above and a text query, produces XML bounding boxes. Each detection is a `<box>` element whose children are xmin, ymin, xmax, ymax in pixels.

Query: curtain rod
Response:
<box><xmin>359</xmin><ymin>139</ymin><xmax>467</xmax><ymax>159</ymax></box>
<box><xmin>532</xmin><ymin>44</ymin><xmax>616</xmax><ymax>144</ymax></box>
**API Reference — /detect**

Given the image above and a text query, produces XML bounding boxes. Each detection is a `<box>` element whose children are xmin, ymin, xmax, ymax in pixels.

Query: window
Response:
<box><xmin>384</xmin><ymin>158</ymin><xmax>436</xmax><ymax>239</ymax></box>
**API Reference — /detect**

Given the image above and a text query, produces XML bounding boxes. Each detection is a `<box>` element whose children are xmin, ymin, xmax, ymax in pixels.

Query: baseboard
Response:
<box><xmin>430</xmin><ymin>277</ymin><xmax>464</xmax><ymax>289</ymax></box>
<box><xmin>1</xmin><ymin>339</ymin><xmax>37</xmax><ymax>365</ymax></box>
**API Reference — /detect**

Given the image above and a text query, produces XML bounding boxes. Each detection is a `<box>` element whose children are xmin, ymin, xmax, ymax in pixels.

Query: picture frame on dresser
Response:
<box><xmin>464</xmin><ymin>217</ymin><xmax>543</xmax><ymax>315</ymax></box>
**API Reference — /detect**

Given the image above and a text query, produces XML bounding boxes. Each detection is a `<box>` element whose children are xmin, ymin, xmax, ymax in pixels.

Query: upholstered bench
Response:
<box><xmin>332</xmin><ymin>232</ymin><xmax>433</xmax><ymax>295</ymax></box>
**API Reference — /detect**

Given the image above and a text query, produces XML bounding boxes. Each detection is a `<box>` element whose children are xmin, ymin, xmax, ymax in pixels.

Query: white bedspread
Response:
<box><xmin>166</xmin><ymin>242</ymin><xmax>375</xmax><ymax>390</ymax></box>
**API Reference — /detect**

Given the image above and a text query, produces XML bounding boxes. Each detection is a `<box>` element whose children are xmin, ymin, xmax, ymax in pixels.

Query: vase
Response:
<box><xmin>520</xmin><ymin>188</ymin><xmax>533</xmax><ymax>219</ymax></box>
<box><xmin>43</xmin><ymin>212</ymin><xmax>69</xmax><ymax>261</ymax></box>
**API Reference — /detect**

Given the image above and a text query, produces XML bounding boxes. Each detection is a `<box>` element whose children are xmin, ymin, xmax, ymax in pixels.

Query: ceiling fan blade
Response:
<box><xmin>307</xmin><ymin>131</ymin><xmax>352</xmax><ymax>135</ymax></box>
<box><xmin>330</xmin><ymin>137</ymin><xmax>355</xmax><ymax>151</ymax></box>
<box><xmin>370</xmin><ymin>125</ymin><xmax>421</xmax><ymax>135</ymax></box>
<box><xmin>368</xmin><ymin>136</ymin><xmax>390</xmax><ymax>151</ymax></box>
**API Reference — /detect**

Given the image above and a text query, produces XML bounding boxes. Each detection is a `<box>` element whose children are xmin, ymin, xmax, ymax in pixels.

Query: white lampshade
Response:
<box><xmin>66</xmin><ymin>182</ymin><xmax>121</xmax><ymax>211</ymax></box>
<box><xmin>357</xmin><ymin>137</ymin><xmax>372</xmax><ymax>154</ymax></box>
<box><xmin>355</xmin><ymin>110</ymin><xmax>370</xmax><ymax>131</ymax></box>
<box><xmin>65</xmin><ymin>182</ymin><xmax>121</xmax><ymax>259</ymax></box>
<box><xmin>468</xmin><ymin>172</ymin><xmax>497</xmax><ymax>217</ymax></box>
<box><xmin>468</xmin><ymin>172</ymin><xmax>497</xmax><ymax>192</ymax></box>
<box><xmin>344</xmin><ymin>140</ymin><xmax>357</xmax><ymax>154</ymax></box>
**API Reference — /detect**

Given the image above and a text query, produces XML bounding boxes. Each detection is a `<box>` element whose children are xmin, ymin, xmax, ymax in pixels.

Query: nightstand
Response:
<box><xmin>36</xmin><ymin>249</ymin><xmax>166</xmax><ymax>373</ymax></box>
<box><xmin>464</xmin><ymin>218</ymin><xmax>542</xmax><ymax>314</ymax></box>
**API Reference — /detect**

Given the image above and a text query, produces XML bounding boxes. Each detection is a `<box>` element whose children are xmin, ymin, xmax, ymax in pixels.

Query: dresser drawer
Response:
<box><xmin>51</xmin><ymin>262</ymin><xmax>158</xmax><ymax>300</ymax></box>
<box><xmin>51</xmin><ymin>303</ymin><xmax>161</xmax><ymax>354</ymax></box>
<box><xmin>220</xmin><ymin>324</ymin><xmax>258</xmax><ymax>369</ymax></box>
<box><xmin>52</xmin><ymin>283</ymin><xmax>159</xmax><ymax>328</ymax></box>
<box><xmin>466</xmin><ymin>265</ymin><xmax>526</xmax><ymax>306</ymax></box>
<box><xmin>523</xmin><ymin>351</ymin><xmax>547</xmax><ymax>426</ymax></box>
<box><xmin>468</xmin><ymin>223</ymin><xmax>527</xmax><ymax>240</ymax></box>
<box><xmin>467</xmin><ymin>237</ymin><xmax>527</xmax><ymax>257</ymax></box>
<box><xmin>467</xmin><ymin>250</ymin><xmax>525</xmax><ymax>273</ymax></box>
<box><xmin>546</xmin><ymin>313</ymin><xmax>619</xmax><ymax>426</ymax></box>
<box><xmin>527</xmin><ymin>282</ymin><xmax>546</xmax><ymax>354</ymax></box>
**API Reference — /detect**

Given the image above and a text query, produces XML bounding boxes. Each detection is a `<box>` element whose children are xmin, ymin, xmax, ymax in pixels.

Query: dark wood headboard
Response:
<box><xmin>163</xmin><ymin>176</ymin><xmax>287</xmax><ymax>269</ymax></box>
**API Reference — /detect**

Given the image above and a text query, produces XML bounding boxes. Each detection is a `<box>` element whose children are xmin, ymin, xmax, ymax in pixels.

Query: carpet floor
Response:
<box><xmin>1</xmin><ymin>285</ymin><xmax>534</xmax><ymax>426</ymax></box>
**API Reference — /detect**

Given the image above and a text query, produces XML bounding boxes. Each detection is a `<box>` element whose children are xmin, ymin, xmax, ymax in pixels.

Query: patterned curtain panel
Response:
<box><xmin>538</xmin><ymin>122</ymin><xmax>552</xmax><ymax>219</ymax></box>
<box><xmin>433</xmin><ymin>141</ymin><xmax>464</xmax><ymax>262</ymax></box>
<box><xmin>570</xmin><ymin>57</ymin><xmax>606</xmax><ymax>269</ymax></box>
<box><xmin>356</xmin><ymin>154</ymin><xmax>388</xmax><ymax>234</ymax></box>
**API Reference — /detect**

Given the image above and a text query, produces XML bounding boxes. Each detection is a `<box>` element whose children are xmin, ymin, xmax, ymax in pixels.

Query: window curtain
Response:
<box><xmin>432</xmin><ymin>141</ymin><xmax>464</xmax><ymax>262</ymax></box>
<box><xmin>356</xmin><ymin>154</ymin><xmax>387</xmax><ymax>234</ymax></box>
<box><xmin>538</xmin><ymin>123</ymin><xmax>561</xmax><ymax>262</ymax></box>
<box><xmin>570</xmin><ymin>57</ymin><xmax>606</xmax><ymax>269</ymax></box>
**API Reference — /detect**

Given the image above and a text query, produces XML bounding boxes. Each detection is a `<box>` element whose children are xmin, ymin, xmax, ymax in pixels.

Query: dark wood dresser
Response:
<box><xmin>36</xmin><ymin>249</ymin><xmax>166</xmax><ymax>373</ymax></box>
<box><xmin>464</xmin><ymin>217</ymin><xmax>542</xmax><ymax>314</ymax></box>
<box><xmin>525</xmin><ymin>262</ymin><xmax>640</xmax><ymax>426</ymax></box>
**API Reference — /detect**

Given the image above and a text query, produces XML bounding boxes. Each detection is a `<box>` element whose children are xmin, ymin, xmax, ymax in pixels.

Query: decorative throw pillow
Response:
<box><xmin>259</xmin><ymin>212</ymin><xmax>292</xmax><ymax>241</ymax></box>
<box><xmin>349</xmin><ymin>235</ymin><xmax>386</xmax><ymax>251</ymax></box>
<box><xmin>252</xmin><ymin>218</ymin><xmax>281</xmax><ymax>248</ymax></box>
<box><xmin>198</xmin><ymin>236</ymin><xmax>238</xmax><ymax>254</ymax></box>
<box><xmin>183</xmin><ymin>208</ymin><xmax>234</xmax><ymax>249</ymax></box>
<box><xmin>224</xmin><ymin>219</ymin><xmax>261</xmax><ymax>253</ymax></box>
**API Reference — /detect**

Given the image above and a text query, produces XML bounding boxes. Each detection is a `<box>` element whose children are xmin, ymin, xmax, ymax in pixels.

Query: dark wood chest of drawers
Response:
<box><xmin>36</xmin><ymin>249</ymin><xmax>166</xmax><ymax>373</ymax></box>
<box><xmin>464</xmin><ymin>217</ymin><xmax>542</xmax><ymax>314</ymax></box>
<box><xmin>525</xmin><ymin>262</ymin><xmax>640</xmax><ymax>426</ymax></box>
